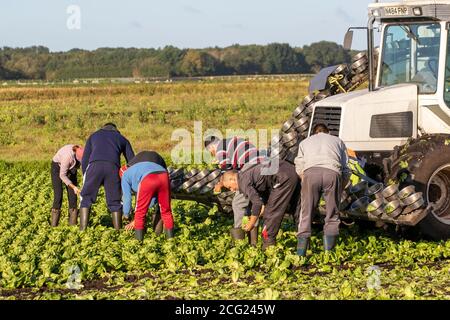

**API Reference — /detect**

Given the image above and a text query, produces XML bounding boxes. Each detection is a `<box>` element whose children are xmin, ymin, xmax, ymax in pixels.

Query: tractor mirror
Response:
<box><xmin>344</xmin><ymin>30</ymin><xmax>354</xmax><ymax>50</ymax></box>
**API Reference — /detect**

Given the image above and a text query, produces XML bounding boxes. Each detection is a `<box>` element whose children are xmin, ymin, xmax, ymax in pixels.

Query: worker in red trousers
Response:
<box><xmin>119</xmin><ymin>161</ymin><xmax>174</xmax><ymax>241</ymax></box>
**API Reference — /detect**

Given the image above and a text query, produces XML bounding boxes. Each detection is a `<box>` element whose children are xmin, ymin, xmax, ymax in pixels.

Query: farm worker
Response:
<box><xmin>221</xmin><ymin>160</ymin><xmax>301</xmax><ymax>250</ymax></box>
<box><xmin>119</xmin><ymin>161</ymin><xmax>174</xmax><ymax>241</ymax></box>
<box><xmin>204</xmin><ymin>135</ymin><xmax>267</xmax><ymax>245</ymax></box>
<box><xmin>128</xmin><ymin>150</ymin><xmax>167</xmax><ymax>169</ymax></box>
<box><xmin>122</xmin><ymin>150</ymin><xmax>167</xmax><ymax>234</ymax></box>
<box><xmin>294</xmin><ymin>123</ymin><xmax>350</xmax><ymax>256</ymax></box>
<box><xmin>51</xmin><ymin>144</ymin><xmax>84</xmax><ymax>227</ymax></box>
<box><xmin>79</xmin><ymin>123</ymin><xmax>135</xmax><ymax>231</ymax></box>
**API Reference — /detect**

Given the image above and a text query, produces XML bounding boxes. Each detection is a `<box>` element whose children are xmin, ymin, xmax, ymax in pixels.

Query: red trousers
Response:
<box><xmin>135</xmin><ymin>172</ymin><xmax>174</xmax><ymax>230</ymax></box>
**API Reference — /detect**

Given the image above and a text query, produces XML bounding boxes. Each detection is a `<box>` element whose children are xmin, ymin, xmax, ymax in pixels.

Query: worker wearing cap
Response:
<box><xmin>79</xmin><ymin>123</ymin><xmax>135</xmax><ymax>231</ymax></box>
<box><xmin>294</xmin><ymin>123</ymin><xmax>349</xmax><ymax>256</ymax></box>
<box><xmin>222</xmin><ymin>159</ymin><xmax>300</xmax><ymax>249</ymax></box>
<box><xmin>205</xmin><ymin>135</ymin><xmax>267</xmax><ymax>245</ymax></box>
<box><xmin>51</xmin><ymin>144</ymin><xmax>84</xmax><ymax>227</ymax></box>
<box><xmin>119</xmin><ymin>161</ymin><xmax>174</xmax><ymax>241</ymax></box>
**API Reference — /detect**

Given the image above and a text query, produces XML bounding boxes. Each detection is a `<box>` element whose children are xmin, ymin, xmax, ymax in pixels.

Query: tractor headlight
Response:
<box><xmin>413</xmin><ymin>7</ymin><xmax>422</xmax><ymax>16</ymax></box>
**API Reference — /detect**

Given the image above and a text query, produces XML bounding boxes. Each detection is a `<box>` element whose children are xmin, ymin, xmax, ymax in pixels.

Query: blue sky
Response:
<box><xmin>0</xmin><ymin>0</ymin><xmax>374</xmax><ymax>52</ymax></box>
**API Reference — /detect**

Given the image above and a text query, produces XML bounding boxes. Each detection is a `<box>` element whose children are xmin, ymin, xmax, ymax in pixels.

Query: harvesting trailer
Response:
<box><xmin>169</xmin><ymin>0</ymin><xmax>450</xmax><ymax>240</ymax></box>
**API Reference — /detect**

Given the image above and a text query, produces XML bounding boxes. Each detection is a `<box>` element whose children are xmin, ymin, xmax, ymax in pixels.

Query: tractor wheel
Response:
<box><xmin>384</xmin><ymin>134</ymin><xmax>450</xmax><ymax>240</ymax></box>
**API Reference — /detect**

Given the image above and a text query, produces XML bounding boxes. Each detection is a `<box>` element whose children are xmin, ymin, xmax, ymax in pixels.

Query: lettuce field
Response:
<box><xmin>1</xmin><ymin>81</ymin><xmax>450</xmax><ymax>300</ymax></box>
<box><xmin>1</xmin><ymin>162</ymin><xmax>450</xmax><ymax>300</ymax></box>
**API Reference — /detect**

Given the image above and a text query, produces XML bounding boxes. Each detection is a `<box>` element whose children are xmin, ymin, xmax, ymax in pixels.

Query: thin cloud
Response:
<box><xmin>130</xmin><ymin>21</ymin><xmax>143</xmax><ymax>29</ymax></box>
<box><xmin>183</xmin><ymin>5</ymin><xmax>203</xmax><ymax>15</ymax></box>
<box><xmin>335</xmin><ymin>7</ymin><xmax>356</xmax><ymax>24</ymax></box>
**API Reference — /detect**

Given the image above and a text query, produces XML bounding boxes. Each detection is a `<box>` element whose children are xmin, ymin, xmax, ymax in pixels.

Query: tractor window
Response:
<box><xmin>380</xmin><ymin>23</ymin><xmax>440</xmax><ymax>94</ymax></box>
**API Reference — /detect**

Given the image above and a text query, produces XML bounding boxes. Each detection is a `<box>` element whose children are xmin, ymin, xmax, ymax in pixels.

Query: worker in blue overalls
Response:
<box><xmin>79</xmin><ymin>123</ymin><xmax>135</xmax><ymax>231</ymax></box>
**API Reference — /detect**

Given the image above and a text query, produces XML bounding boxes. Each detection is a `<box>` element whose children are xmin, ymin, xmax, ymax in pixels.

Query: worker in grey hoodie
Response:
<box><xmin>294</xmin><ymin>123</ymin><xmax>349</xmax><ymax>256</ymax></box>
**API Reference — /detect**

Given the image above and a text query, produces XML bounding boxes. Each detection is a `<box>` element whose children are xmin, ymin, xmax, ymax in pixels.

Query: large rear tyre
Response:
<box><xmin>384</xmin><ymin>134</ymin><xmax>450</xmax><ymax>240</ymax></box>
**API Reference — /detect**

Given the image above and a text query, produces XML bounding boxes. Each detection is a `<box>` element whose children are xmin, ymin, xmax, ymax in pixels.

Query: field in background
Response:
<box><xmin>1</xmin><ymin>79</ymin><xmax>450</xmax><ymax>300</ymax></box>
<box><xmin>0</xmin><ymin>78</ymin><xmax>309</xmax><ymax>162</ymax></box>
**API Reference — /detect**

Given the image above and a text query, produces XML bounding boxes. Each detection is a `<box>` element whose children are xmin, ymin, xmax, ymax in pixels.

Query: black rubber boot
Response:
<box><xmin>230</xmin><ymin>228</ymin><xmax>245</xmax><ymax>243</ymax></box>
<box><xmin>248</xmin><ymin>228</ymin><xmax>258</xmax><ymax>247</ymax></box>
<box><xmin>111</xmin><ymin>211</ymin><xmax>122</xmax><ymax>230</ymax></box>
<box><xmin>51</xmin><ymin>208</ymin><xmax>61</xmax><ymax>227</ymax></box>
<box><xmin>152</xmin><ymin>207</ymin><xmax>163</xmax><ymax>236</ymax></box>
<box><xmin>135</xmin><ymin>229</ymin><xmax>145</xmax><ymax>241</ymax></box>
<box><xmin>164</xmin><ymin>228</ymin><xmax>174</xmax><ymax>239</ymax></box>
<box><xmin>297</xmin><ymin>237</ymin><xmax>310</xmax><ymax>257</ymax></box>
<box><xmin>79</xmin><ymin>207</ymin><xmax>90</xmax><ymax>231</ymax></box>
<box><xmin>323</xmin><ymin>235</ymin><xmax>338</xmax><ymax>252</ymax></box>
<box><xmin>68</xmin><ymin>208</ymin><xmax>78</xmax><ymax>226</ymax></box>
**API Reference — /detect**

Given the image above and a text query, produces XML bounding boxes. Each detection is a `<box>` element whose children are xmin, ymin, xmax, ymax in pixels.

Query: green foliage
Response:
<box><xmin>0</xmin><ymin>162</ymin><xmax>450</xmax><ymax>299</ymax></box>
<box><xmin>0</xmin><ymin>41</ymin><xmax>349</xmax><ymax>80</ymax></box>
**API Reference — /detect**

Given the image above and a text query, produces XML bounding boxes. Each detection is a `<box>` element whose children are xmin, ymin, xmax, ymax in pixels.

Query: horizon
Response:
<box><xmin>0</xmin><ymin>0</ymin><xmax>373</xmax><ymax>52</ymax></box>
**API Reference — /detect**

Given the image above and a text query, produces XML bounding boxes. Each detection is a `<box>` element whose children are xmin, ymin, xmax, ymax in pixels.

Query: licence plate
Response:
<box><xmin>384</xmin><ymin>6</ymin><xmax>409</xmax><ymax>16</ymax></box>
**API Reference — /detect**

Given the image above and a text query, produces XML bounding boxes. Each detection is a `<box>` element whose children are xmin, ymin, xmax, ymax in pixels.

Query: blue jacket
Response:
<box><xmin>82</xmin><ymin>125</ymin><xmax>135</xmax><ymax>173</ymax></box>
<box><xmin>121</xmin><ymin>162</ymin><xmax>167</xmax><ymax>217</ymax></box>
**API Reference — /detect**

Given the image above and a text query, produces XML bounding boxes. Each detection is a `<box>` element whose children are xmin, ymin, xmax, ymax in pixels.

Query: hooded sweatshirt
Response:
<box><xmin>82</xmin><ymin>125</ymin><xmax>135</xmax><ymax>173</ymax></box>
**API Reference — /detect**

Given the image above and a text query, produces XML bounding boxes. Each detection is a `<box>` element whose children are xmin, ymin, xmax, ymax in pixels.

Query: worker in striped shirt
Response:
<box><xmin>204</xmin><ymin>136</ymin><xmax>267</xmax><ymax>245</ymax></box>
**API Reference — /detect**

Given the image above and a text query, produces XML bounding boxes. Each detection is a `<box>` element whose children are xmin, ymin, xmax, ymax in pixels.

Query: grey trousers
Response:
<box><xmin>232</xmin><ymin>190</ymin><xmax>250</xmax><ymax>228</ymax></box>
<box><xmin>298</xmin><ymin>167</ymin><xmax>341</xmax><ymax>238</ymax></box>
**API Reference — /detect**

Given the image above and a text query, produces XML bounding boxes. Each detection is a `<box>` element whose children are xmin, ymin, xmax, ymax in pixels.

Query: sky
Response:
<box><xmin>0</xmin><ymin>0</ymin><xmax>376</xmax><ymax>52</ymax></box>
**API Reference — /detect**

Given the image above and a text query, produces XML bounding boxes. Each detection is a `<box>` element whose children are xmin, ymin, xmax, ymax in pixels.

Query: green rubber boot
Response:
<box><xmin>230</xmin><ymin>228</ymin><xmax>245</xmax><ymax>243</ymax></box>
<box><xmin>323</xmin><ymin>235</ymin><xmax>338</xmax><ymax>252</ymax></box>
<box><xmin>297</xmin><ymin>237</ymin><xmax>310</xmax><ymax>257</ymax></box>
<box><xmin>111</xmin><ymin>211</ymin><xmax>122</xmax><ymax>230</ymax></box>
<box><xmin>68</xmin><ymin>208</ymin><xmax>78</xmax><ymax>226</ymax></box>
<box><xmin>248</xmin><ymin>228</ymin><xmax>258</xmax><ymax>247</ymax></box>
<box><xmin>51</xmin><ymin>208</ymin><xmax>61</xmax><ymax>227</ymax></box>
<box><xmin>79</xmin><ymin>207</ymin><xmax>90</xmax><ymax>231</ymax></box>
<box><xmin>164</xmin><ymin>228</ymin><xmax>174</xmax><ymax>239</ymax></box>
<box><xmin>135</xmin><ymin>229</ymin><xmax>145</xmax><ymax>241</ymax></box>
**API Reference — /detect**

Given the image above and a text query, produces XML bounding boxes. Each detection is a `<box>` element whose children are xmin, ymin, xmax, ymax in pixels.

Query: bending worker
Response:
<box><xmin>119</xmin><ymin>160</ymin><xmax>174</xmax><ymax>241</ymax></box>
<box><xmin>205</xmin><ymin>135</ymin><xmax>266</xmax><ymax>244</ymax></box>
<box><xmin>50</xmin><ymin>144</ymin><xmax>84</xmax><ymax>227</ymax></box>
<box><xmin>80</xmin><ymin>123</ymin><xmax>135</xmax><ymax>231</ymax></box>
<box><xmin>294</xmin><ymin>123</ymin><xmax>349</xmax><ymax>256</ymax></box>
<box><xmin>122</xmin><ymin>150</ymin><xmax>167</xmax><ymax>234</ymax></box>
<box><xmin>222</xmin><ymin>159</ymin><xmax>300</xmax><ymax>249</ymax></box>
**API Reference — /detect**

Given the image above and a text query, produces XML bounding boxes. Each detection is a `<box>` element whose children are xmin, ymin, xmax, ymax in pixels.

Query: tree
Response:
<box><xmin>302</xmin><ymin>41</ymin><xmax>351</xmax><ymax>73</ymax></box>
<box><xmin>179</xmin><ymin>50</ymin><xmax>220</xmax><ymax>77</ymax></box>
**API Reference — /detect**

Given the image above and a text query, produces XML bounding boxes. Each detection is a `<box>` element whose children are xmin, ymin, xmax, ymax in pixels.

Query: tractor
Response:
<box><xmin>170</xmin><ymin>0</ymin><xmax>450</xmax><ymax>240</ymax></box>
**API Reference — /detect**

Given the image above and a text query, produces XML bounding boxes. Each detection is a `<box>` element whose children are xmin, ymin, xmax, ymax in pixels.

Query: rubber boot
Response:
<box><xmin>152</xmin><ymin>207</ymin><xmax>163</xmax><ymax>236</ymax></box>
<box><xmin>248</xmin><ymin>228</ymin><xmax>258</xmax><ymax>247</ymax></box>
<box><xmin>79</xmin><ymin>207</ymin><xmax>90</xmax><ymax>231</ymax></box>
<box><xmin>51</xmin><ymin>208</ymin><xmax>61</xmax><ymax>227</ymax></box>
<box><xmin>68</xmin><ymin>208</ymin><xmax>78</xmax><ymax>226</ymax></box>
<box><xmin>324</xmin><ymin>235</ymin><xmax>338</xmax><ymax>252</ymax></box>
<box><xmin>262</xmin><ymin>238</ymin><xmax>276</xmax><ymax>251</ymax></box>
<box><xmin>297</xmin><ymin>237</ymin><xmax>310</xmax><ymax>257</ymax></box>
<box><xmin>164</xmin><ymin>228</ymin><xmax>174</xmax><ymax>239</ymax></box>
<box><xmin>135</xmin><ymin>229</ymin><xmax>145</xmax><ymax>241</ymax></box>
<box><xmin>111</xmin><ymin>211</ymin><xmax>122</xmax><ymax>230</ymax></box>
<box><xmin>230</xmin><ymin>228</ymin><xmax>245</xmax><ymax>243</ymax></box>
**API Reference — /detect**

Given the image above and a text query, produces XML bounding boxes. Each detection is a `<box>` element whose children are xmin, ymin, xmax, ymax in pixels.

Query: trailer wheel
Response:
<box><xmin>386</xmin><ymin>134</ymin><xmax>450</xmax><ymax>240</ymax></box>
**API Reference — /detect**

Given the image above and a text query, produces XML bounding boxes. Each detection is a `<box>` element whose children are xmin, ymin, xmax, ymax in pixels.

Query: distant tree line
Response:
<box><xmin>0</xmin><ymin>41</ymin><xmax>356</xmax><ymax>80</ymax></box>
